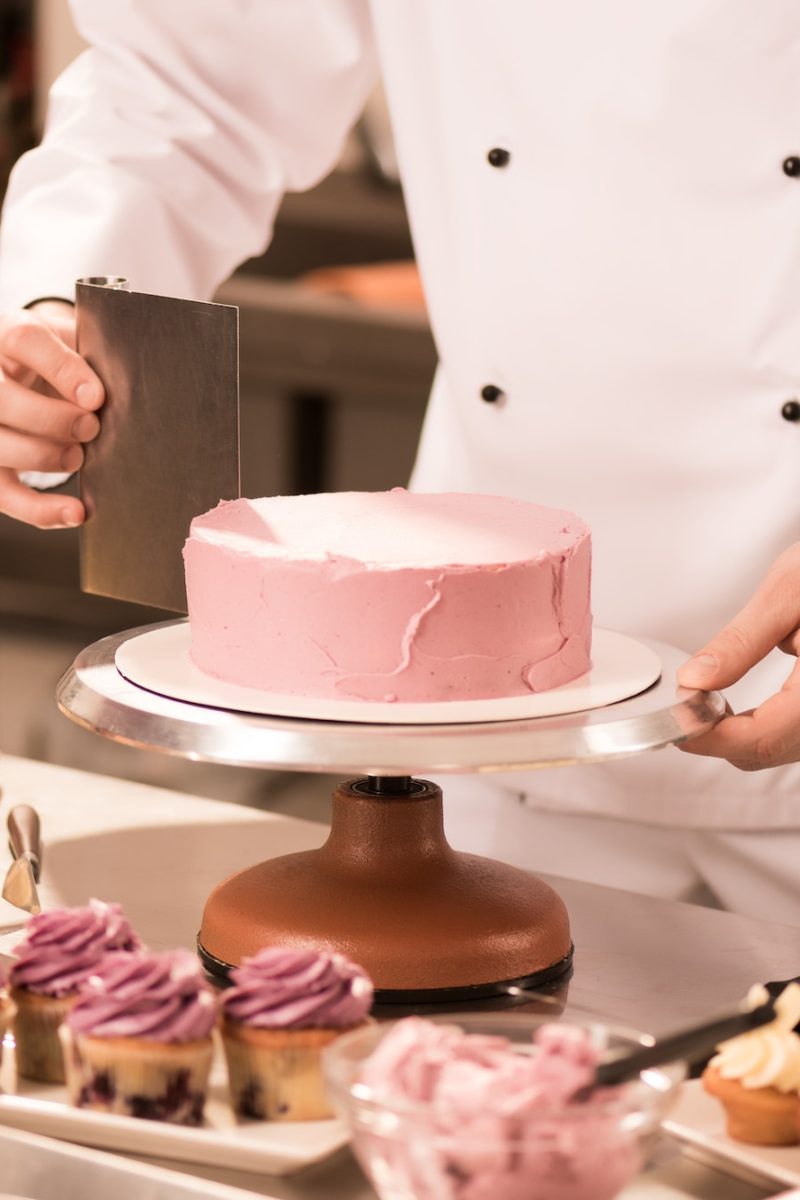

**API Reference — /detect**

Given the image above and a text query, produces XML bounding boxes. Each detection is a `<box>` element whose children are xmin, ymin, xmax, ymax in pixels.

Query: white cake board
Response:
<box><xmin>114</xmin><ymin>624</ymin><xmax>661</xmax><ymax>726</ymax></box>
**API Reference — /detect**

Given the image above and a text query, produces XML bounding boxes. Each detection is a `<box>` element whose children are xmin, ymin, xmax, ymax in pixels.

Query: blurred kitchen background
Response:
<box><xmin>0</xmin><ymin>0</ymin><xmax>436</xmax><ymax>816</ymax></box>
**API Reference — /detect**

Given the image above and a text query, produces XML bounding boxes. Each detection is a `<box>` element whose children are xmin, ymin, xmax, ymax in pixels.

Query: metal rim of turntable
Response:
<box><xmin>55</xmin><ymin>621</ymin><xmax>725</xmax><ymax>774</ymax></box>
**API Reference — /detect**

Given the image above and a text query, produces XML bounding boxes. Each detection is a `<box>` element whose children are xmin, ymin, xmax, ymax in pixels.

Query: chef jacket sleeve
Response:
<box><xmin>0</xmin><ymin>0</ymin><xmax>378</xmax><ymax>311</ymax></box>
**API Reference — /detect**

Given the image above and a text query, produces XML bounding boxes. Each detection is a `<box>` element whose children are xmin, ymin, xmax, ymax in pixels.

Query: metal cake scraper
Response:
<box><xmin>76</xmin><ymin>277</ymin><xmax>240</xmax><ymax>613</ymax></box>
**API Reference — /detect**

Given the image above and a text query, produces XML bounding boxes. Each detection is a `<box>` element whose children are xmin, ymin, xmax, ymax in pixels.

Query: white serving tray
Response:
<box><xmin>664</xmin><ymin>1077</ymin><xmax>800</xmax><ymax>1190</ymax></box>
<box><xmin>115</xmin><ymin>624</ymin><xmax>662</xmax><ymax>725</ymax></box>
<box><xmin>0</xmin><ymin>1121</ymin><xmax>273</xmax><ymax>1200</ymax></box>
<box><xmin>0</xmin><ymin>1034</ymin><xmax>349</xmax><ymax>1177</ymax></box>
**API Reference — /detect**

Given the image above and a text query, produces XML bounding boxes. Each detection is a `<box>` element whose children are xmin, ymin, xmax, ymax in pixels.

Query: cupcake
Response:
<box><xmin>9</xmin><ymin>899</ymin><xmax>141</xmax><ymax>1082</ymax></box>
<box><xmin>220</xmin><ymin>946</ymin><xmax>373</xmax><ymax>1121</ymax></box>
<box><xmin>702</xmin><ymin>983</ymin><xmax>800</xmax><ymax>1145</ymax></box>
<box><xmin>0</xmin><ymin>968</ymin><xmax>15</xmax><ymax>1074</ymax></box>
<box><xmin>59</xmin><ymin>949</ymin><xmax>217</xmax><ymax>1125</ymax></box>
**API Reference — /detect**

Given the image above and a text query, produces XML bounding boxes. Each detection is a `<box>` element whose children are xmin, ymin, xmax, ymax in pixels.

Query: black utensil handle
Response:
<box><xmin>765</xmin><ymin>977</ymin><xmax>800</xmax><ymax>996</ymax></box>
<box><xmin>8</xmin><ymin>806</ymin><xmax>42</xmax><ymax>882</ymax></box>
<box><xmin>594</xmin><ymin>1000</ymin><xmax>777</xmax><ymax>1088</ymax></box>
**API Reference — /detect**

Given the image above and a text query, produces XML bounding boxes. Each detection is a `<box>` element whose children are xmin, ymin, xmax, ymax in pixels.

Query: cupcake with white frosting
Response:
<box><xmin>59</xmin><ymin>949</ymin><xmax>217</xmax><ymax>1125</ymax></box>
<box><xmin>702</xmin><ymin>983</ymin><xmax>800</xmax><ymax>1145</ymax></box>
<box><xmin>9</xmin><ymin>899</ymin><xmax>141</xmax><ymax>1082</ymax></box>
<box><xmin>220</xmin><ymin>946</ymin><xmax>373</xmax><ymax>1121</ymax></box>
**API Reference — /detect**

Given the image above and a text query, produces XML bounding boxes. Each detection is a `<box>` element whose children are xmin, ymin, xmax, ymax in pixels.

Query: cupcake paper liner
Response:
<box><xmin>702</xmin><ymin>1065</ymin><xmax>800</xmax><ymax>1146</ymax></box>
<box><xmin>11</xmin><ymin>988</ymin><xmax>77</xmax><ymax>1083</ymax></box>
<box><xmin>221</xmin><ymin>1020</ymin><xmax>346</xmax><ymax>1121</ymax></box>
<box><xmin>59</xmin><ymin>1027</ymin><xmax>214</xmax><ymax>1125</ymax></box>
<box><xmin>0</xmin><ymin>994</ymin><xmax>16</xmax><ymax>1073</ymax></box>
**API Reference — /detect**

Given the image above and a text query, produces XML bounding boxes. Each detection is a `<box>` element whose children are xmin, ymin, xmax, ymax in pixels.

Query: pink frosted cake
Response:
<box><xmin>182</xmin><ymin>489</ymin><xmax>592</xmax><ymax>703</ymax></box>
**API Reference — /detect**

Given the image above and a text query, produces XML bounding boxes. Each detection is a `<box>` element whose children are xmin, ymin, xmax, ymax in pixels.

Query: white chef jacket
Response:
<box><xmin>2</xmin><ymin>1</ymin><xmax>800</xmax><ymax>830</ymax></box>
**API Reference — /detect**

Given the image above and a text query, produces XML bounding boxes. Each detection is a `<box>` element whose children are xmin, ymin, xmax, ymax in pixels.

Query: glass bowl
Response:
<box><xmin>323</xmin><ymin>1009</ymin><xmax>685</xmax><ymax>1200</ymax></box>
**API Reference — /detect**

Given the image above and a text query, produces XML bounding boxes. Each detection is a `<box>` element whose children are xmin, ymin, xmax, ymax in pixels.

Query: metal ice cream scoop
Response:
<box><xmin>2</xmin><ymin>805</ymin><xmax>42</xmax><ymax>915</ymax></box>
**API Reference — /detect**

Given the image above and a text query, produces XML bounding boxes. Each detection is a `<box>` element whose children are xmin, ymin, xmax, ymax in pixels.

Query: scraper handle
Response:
<box><xmin>8</xmin><ymin>805</ymin><xmax>42</xmax><ymax>883</ymax></box>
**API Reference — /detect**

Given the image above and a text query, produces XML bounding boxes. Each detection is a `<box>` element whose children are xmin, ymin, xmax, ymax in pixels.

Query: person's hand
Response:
<box><xmin>0</xmin><ymin>300</ymin><xmax>104</xmax><ymax>527</ymax></box>
<box><xmin>677</xmin><ymin>542</ymin><xmax>800</xmax><ymax>769</ymax></box>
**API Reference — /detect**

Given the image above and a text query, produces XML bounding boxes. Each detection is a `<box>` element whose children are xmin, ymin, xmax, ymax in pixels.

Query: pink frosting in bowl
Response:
<box><xmin>221</xmin><ymin>946</ymin><xmax>373</xmax><ymax>1030</ymax></box>
<box><xmin>323</xmin><ymin>1013</ymin><xmax>684</xmax><ymax>1200</ymax></box>
<box><xmin>9</xmin><ymin>900</ymin><xmax>141</xmax><ymax>997</ymax></box>
<box><xmin>66</xmin><ymin>950</ymin><xmax>217</xmax><ymax>1043</ymax></box>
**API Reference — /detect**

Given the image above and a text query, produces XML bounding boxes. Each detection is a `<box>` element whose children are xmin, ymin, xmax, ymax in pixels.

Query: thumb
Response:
<box><xmin>678</xmin><ymin>624</ymin><xmax>770</xmax><ymax>690</ymax></box>
<box><xmin>678</xmin><ymin>559</ymin><xmax>800</xmax><ymax>690</ymax></box>
<box><xmin>677</xmin><ymin>647</ymin><xmax>725</xmax><ymax>690</ymax></box>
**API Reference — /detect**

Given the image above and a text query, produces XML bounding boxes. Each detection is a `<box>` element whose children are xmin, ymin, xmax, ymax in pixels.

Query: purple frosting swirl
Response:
<box><xmin>9</xmin><ymin>899</ymin><xmax>141</xmax><ymax>997</ymax></box>
<box><xmin>66</xmin><ymin>950</ymin><xmax>217</xmax><ymax>1043</ymax></box>
<box><xmin>221</xmin><ymin>947</ymin><xmax>373</xmax><ymax>1029</ymax></box>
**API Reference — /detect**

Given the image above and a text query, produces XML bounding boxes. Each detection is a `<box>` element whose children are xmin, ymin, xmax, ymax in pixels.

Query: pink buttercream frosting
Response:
<box><xmin>221</xmin><ymin>947</ymin><xmax>373</xmax><ymax>1029</ymax></box>
<box><xmin>355</xmin><ymin>1018</ymin><xmax>642</xmax><ymax>1200</ymax></box>
<box><xmin>10</xmin><ymin>900</ymin><xmax>141</xmax><ymax>997</ymax></box>
<box><xmin>65</xmin><ymin>950</ymin><xmax>217</xmax><ymax>1043</ymax></box>
<box><xmin>183</xmin><ymin>490</ymin><xmax>592</xmax><ymax>703</ymax></box>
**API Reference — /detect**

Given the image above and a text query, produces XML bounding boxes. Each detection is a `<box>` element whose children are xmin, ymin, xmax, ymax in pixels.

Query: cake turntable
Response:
<box><xmin>56</xmin><ymin>621</ymin><xmax>724</xmax><ymax>1004</ymax></box>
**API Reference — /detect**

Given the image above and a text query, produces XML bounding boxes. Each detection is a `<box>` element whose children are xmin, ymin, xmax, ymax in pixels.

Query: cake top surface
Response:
<box><xmin>188</xmin><ymin>489</ymin><xmax>588</xmax><ymax>567</ymax></box>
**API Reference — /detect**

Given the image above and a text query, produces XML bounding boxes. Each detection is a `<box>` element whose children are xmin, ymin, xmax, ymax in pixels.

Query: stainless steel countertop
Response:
<box><xmin>551</xmin><ymin>874</ymin><xmax>799</xmax><ymax>1034</ymax></box>
<box><xmin>1</xmin><ymin>755</ymin><xmax>795</xmax><ymax>1199</ymax></box>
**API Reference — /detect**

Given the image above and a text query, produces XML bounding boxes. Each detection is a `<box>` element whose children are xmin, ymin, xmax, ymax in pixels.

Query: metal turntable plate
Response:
<box><xmin>56</xmin><ymin>621</ymin><xmax>725</xmax><ymax>774</ymax></box>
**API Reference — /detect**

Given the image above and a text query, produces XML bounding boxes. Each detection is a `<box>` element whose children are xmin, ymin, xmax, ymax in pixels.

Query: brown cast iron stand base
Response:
<box><xmin>198</xmin><ymin>776</ymin><xmax>573</xmax><ymax>1003</ymax></box>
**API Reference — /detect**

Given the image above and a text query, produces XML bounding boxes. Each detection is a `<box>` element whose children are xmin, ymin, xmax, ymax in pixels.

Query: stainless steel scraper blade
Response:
<box><xmin>76</xmin><ymin>278</ymin><xmax>239</xmax><ymax>613</ymax></box>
